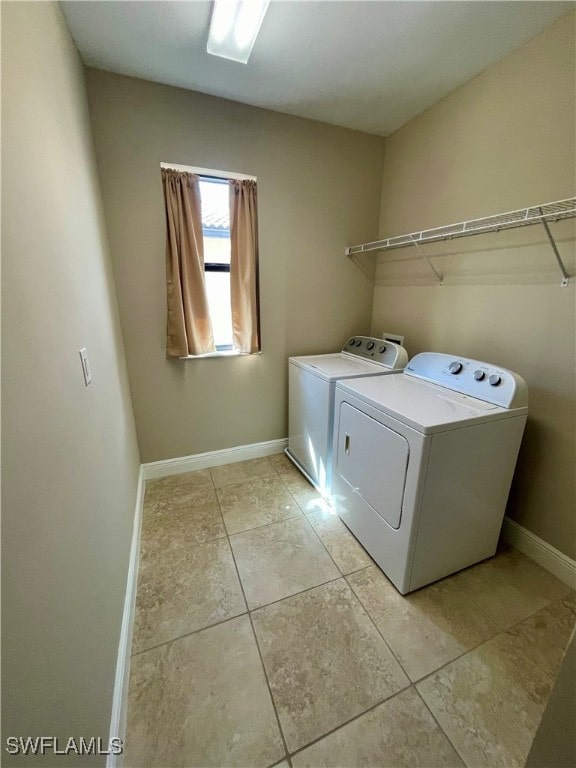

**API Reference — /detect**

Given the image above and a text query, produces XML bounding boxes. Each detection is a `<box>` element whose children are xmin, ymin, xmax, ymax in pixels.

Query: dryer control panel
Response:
<box><xmin>343</xmin><ymin>337</ymin><xmax>408</xmax><ymax>370</ymax></box>
<box><xmin>405</xmin><ymin>352</ymin><xmax>528</xmax><ymax>409</ymax></box>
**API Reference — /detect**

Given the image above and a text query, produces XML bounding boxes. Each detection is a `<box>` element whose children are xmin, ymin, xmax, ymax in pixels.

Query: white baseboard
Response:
<box><xmin>502</xmin><ymin>516</ymin><xmax>576</xmax><ymax>589</ymax></box>
<box><xmin>142</xmin><ymin>438</ymin><xmax>288</xmax><ymax>480</ymax></box>
<box><xmin>107</xmin><ymin>466</ymin><xmax>145</xmax><ymax>768</ymax></box>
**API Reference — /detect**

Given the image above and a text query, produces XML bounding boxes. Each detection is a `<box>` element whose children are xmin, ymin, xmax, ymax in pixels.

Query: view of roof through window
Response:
<box><xmin>200</xmin><ymin>177</ymin><xmax>230</xmax><ymax>238</ymax></box>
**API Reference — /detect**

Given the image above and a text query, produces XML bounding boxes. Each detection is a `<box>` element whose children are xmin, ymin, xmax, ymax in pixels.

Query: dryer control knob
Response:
<box><xmin>474</xmin><ymin>370</ymin><xmax>485</xmax><ymax>381</ymax></box>
<box><xmin>355</xmin><ymin>339</ymin><xmax>363</xmax><ymax>347</ymax></box>
<box><xmin>366</xmin><ymin>341</ymin><xmax>375</xmax><ymax>350</ymax></box>
<box><xmin>349</xmin><ymin>339</ymin><xmax>356</xmax><ymax>346</ymax></box>
<box><xmin>449</xmin><ymin>361</ymin><xmax>463</xmax><ymax>374</ymax></box>
<box><xmin>379</xmin><ymin>345</ymin><xmax>386</xmax><ymax>353</ymax></box>
<box><xmin>489</xmin><ymin>374</ymin><xmax>502</xmax><ymax>386</ymax></box>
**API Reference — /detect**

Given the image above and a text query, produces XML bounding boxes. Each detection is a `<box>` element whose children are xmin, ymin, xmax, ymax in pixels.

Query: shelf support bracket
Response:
<box><xmin>410</xmin><ymin>236</ymin><xmax>443</xmax><ymax>284</ymax></box>
<box><xmin>539</xmin><ymin>209</ymin><xmax>569</xmax><ymax>286</ymax></box>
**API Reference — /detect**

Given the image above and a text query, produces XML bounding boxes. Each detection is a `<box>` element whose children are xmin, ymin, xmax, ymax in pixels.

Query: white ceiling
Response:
<box><xmin>61</xmin><ymin>1</ymin><xmax>571</xmax><ymax>136</ymax></box>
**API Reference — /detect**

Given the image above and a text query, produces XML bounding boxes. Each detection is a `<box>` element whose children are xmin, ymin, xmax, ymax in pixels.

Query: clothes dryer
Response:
<box><xmin>287</xmin><ymin>337</ymin><xmax>407</xmax><ymax>496</ymax></box>
<box><xmin>331</xmin><ymin>352</ymin><xmax>528</xmax><ymax>593</ymax></box>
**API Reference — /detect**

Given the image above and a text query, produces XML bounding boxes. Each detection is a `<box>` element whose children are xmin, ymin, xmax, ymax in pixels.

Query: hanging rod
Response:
<box><xmin>346</xmin><ymin>197</ymin><xmax>575</xmax><ymax>285</ymax></box>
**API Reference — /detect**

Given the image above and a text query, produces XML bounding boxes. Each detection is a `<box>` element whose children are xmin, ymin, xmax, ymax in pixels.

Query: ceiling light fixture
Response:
<box><xmin>207</xmin><ymin>0</ymin><xmax>270</xmax><ymax>64</ymax></box>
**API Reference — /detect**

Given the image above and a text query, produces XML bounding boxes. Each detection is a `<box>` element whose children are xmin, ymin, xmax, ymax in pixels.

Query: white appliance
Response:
<box><xmin>287</xmin><ymin>337</ymin><xmax>408</xmax><ymax>496</ymax></box>
<box><xmin>331</xmin><ymin>352</ymin><xmax>528</xmax><ymax>593</ymax></box>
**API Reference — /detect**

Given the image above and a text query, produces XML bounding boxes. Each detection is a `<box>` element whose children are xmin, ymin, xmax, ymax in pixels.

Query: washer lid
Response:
<box><xmin>289</xmin><ymin>353</ymin><xmax>400</xmax><ymax>382</ymax></box>
<box><xmin>336</xmin><ymin>374</ymin><xmax>527</xmax><ymax>434</ymax></box>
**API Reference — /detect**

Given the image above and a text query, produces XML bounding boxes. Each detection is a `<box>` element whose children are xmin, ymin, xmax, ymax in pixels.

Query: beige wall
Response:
<box><xmin>526</xmin><ymin>630</ymin><xmax>576</xmax><ymax>767</ymax></box>
<box><xmin>1</xmin><ymin>3</ymin><xmax>140</xmax><ymax>763</ymax></box>
<box><xmin>371</xmin><ymin>14</ymin><xmax>576</xmax><ymax>558</ymax></box>
<box><xmin>85</xmin><ymin>69</ymin><xmax>384</xmax><ymax>462</ymax></box>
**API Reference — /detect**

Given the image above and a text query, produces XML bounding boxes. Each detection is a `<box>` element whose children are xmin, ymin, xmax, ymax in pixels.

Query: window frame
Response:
<box><xmin>160</xmin><ymin>163</ymin><xmax>258</xmax><ymax>359</ymax></box>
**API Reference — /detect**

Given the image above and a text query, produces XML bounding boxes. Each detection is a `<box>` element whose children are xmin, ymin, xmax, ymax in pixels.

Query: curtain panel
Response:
<box><xmin>229</xmin><ymin>179</ymin><xmax>261</xmax><ymax>354</ymax></box>
<box><xmin>161</xmin><ymin>169</ymin><xmax>216</xmax><ymax>357</ymax></box>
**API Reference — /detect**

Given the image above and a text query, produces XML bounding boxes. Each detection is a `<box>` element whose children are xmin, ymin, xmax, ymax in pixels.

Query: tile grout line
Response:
<box><xmin>141</xmin><ymin>474</ymin><xmax>572</xmax><ymax>679</ymax></box>
<box><xmin>242</xmin><ymin>565</ymin><xmax>419</xmax><ymax>760</ymax></box>
<box><xmin>221</xmin><ymin>489</ymin><xmax>292</xmax><ymax>767</ymax></box>
<box><xmin>140</xmin><ymin>467</ymin><xmax>571</xmax><ymax>767</ymax></box>
<box><xmin>215</xmin><ymin>465</ymin><xmax>306</xmax><ymax>538</ymax></box>
<box><xmin>142</xmin><ymin>467</ymin><xmax>404</xmax><ymax>758</ymax></box>
<box><xmin>410</xmin><ymin>598</ymin><xmax>571</xmax><ymax>768</ymax></box>
<box><xmin>144</xmin><ymin>477</ymin><xmax>374</xmax><ymax>579</ymax></box>
<box><xmin>412</xmin><ymin>687</ymin><xmax>470</xmax><ymax>768</ymax></box>
<box><xmin>342</xmin><ymin>571</ymin><xmax>416</xmax><ymax>680</ymax></box>
<box><xmin>411</xmin><ymin>588</ymin><xmax>575</xmax><ymax>690</ymax></box>
<box><xmin>246</xmin><ymin>609</ymin><xmax>293</xmax><ymax>768</ymax></box>
<box><xmin>287</xmin><ymin>489</ymin><xmax>377</xmax><ymax>580</ymax></box>
<box><xmin>215</xmin><ymin>463</ymin><xmax>408</xmax><ymax>764</ymax></box>
<box><xmin>340</xmin><ymin>570</ymin><xmax>562</xmax><ymax>767</ymax></box>
<box><xmin>345</xmin><ymin>560</ymin><xmax>572</xmax><ymax>688</ymax></box>
<box><xmin>341</xmin><ymin>563</ymin><xmax>553</xmax><ymax>762</ymax></box>
<box><xmin>300</xmin><ymin>513</ymin><xmax>383</xmax><ymax>578</ymax></box>
<box><xmin>494</xmin><ymin>592</ymin><xmax>575</xmax><ymax>684</ymax></box>
<box><xmin>287</xmin><ymin>685</ymin><xmax>425</xmax><ymax>761</ymax></box>
<box><xmin>132</xmin><ymin>565</ymin><xmax>344</xmax><ymax>658</ymax></box>
<box><xmin>129</xmin><ymin>610</ymin><xmax>250</xmax><ymax>659</ymax></box>
<box><xmin>390</xmin><ymin>596</ymin><xmax>569</xmax><ymax>767</ymax></box>
<box><xmin>297</xmin><ymin>509</ymin><xmax>347</xmax><ymax>576</ymax></box>
<box><xmin>248</xmin><ymin>575</ymin><xmax>346</xmax><ymax>617</ymax></box>
<box><xmin>226</xmin><ymin>508</ymin><xmax>305</xmax><ymax>538</ymax></box>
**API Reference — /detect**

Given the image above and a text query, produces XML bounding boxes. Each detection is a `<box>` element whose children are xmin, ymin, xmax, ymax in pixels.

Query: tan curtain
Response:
<box><xmin>161</xmin><ymin>169</ymin><xmax>215</xmax><ymax>357</ymax></box>
<box><xmin>229</xmin><ymin>179</ymin><xmax>261</xmax><ymax>353</ymax></box>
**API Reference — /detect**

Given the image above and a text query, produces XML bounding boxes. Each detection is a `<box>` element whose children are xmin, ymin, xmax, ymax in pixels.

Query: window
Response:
<box><xmin>199</xmin><ymin>177</ymin><xmax>233</xmax><ymax>350</ymax></box>
<box><xmin>161</xmin><ymin>163</ymin><xmax>260</xmax><ymax>358</ymax></box>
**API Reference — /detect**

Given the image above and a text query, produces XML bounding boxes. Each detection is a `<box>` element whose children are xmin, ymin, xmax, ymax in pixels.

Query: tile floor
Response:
<box><xmin>125</xmin><ymin>454</ymin><xmax>575</xmax><ymax>768</ymax></box>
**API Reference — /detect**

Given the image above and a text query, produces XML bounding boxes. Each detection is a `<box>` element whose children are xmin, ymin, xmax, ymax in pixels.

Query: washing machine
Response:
<box><xmin>331</xmin><ymin>352</ymin><xmax>528</xmax><ymax>593</ymax></box>
<box><xmin>286</xmin><ymin>337</ymin><xmax>408</xmax><ymax>496</ymax></box>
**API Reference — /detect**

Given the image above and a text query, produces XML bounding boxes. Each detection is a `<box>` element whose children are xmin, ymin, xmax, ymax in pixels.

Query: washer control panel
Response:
<box><xmin>405</xmin><ymin>352</ymin><xmax>528</xmax><ymax>409</ymax></box>
<box><xmin>343</xmin><ymin>336</ymin><xmax>408</xmax><ymax>370</ymax></box>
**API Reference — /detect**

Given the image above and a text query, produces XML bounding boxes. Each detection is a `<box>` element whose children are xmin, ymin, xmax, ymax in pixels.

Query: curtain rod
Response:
<box><xmin>160</xmin><ymin>162</ymin><xmax>256</xmax><ymax>182</ymax></box>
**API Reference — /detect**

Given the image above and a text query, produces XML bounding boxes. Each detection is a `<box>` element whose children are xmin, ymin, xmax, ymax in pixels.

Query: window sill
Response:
<box><xmin>178</xmin><ymin>350</ymin><xmax>261</xmax><ymax>359</ymax></box>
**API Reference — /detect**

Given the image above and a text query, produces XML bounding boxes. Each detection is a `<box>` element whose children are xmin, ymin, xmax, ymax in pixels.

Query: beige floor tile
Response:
<box><xmin>292</xmin><ymin>687</ymin><xmax>464</xmax><ymax>768</ymax></box>
<box><xmin>307</xmin><ymin>509</ymin><xmax>374</xmax><ymax>574</ymax></box>
<box><xmin>320</xmin><ymin>531</ymin><xmax>374</xmax><ymax>575</ymax></box>
<box><xmin>144</xmin><ymin>469</ymin><xmax>214</xmax><ymax>507</ymax></box>
<box><xmin>132</xmin><ymin>539</ymin><xmax>246</xmax><ymax>653</ymax></box>
<box><xmin>305</xmin><ymin>507</ymin><xmax>349</xmax><ymax>537</ymax></box>
<box><xmin>140</xmin><ymin>492</ymin><xmax>226</xmax><ymax>562</ymax></box>
<box><xmin>210</xmin><ymin>457</ymin><xmax>277</xmax><ymax>487</ymax></box>
<box><xmin>278</xmin><ymin>471</ymin><xmax>325</xmax><ymax>512</ymax></box>
<box><xmin>252</xmin><ymin>579</ymin><xmax>410</xmax><ymax>753</ymax></box>
<box><xmin>417</xmin><ymin>631</ymin><xmax>555</xmax><ymax>768</ymax></box>
<box><xmin>268</xmin><ymin>452</ymin><xmax>296</xmax><ymax>475</ymax></box>
<box><xmin>230</xmin><ymin>517</ymin><xmax>340</xmax><ymax>609</ymax></box>
<box><xmin>348</xmin><ymin>566</ymin><xmax>499</xmax><ymax>681</ymax></box>
<box><xmin>144</xmin><ymin>486</ymin><xmax>218</xmax><ymax>518</ymax></box>
<box><xmin>217</xmin><ymin>476</ymin><xmax>302</xmax><ymax>535</ymax></box>
<box><xmin>450</xmin><ymin>547</ymin><xmax>571</xmax><ymax>629</ymax></box>
<box><xmin>125</xmin><ymin>615</ymin><xmax>285</xmax><ymax>768</ymax></box>
<box><xmin>504</xmin><ymin>593</ymin><xmax>576</xmax><ymax>679</ymax></box>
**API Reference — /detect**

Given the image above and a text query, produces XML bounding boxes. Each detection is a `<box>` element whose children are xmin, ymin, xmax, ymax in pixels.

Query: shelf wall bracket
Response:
<box><xmin>410</xmin><ymin>236</ymin><xmax>443</xmax><ymax>284</ymax></box>
<box><xmin>539</xmin><ymin>208</ymin><xmax>570</xmax><ymax>286</ymax></box>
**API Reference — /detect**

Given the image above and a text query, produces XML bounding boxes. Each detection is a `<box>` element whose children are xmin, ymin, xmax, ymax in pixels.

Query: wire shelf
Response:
<box><xmin>345</xmin><ymin>197</ymin><xmax>575</xmax><ymax>285</ymax></box>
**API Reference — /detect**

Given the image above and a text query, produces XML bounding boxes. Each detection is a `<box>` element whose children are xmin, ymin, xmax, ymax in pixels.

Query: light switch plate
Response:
<box><xmin>79</xmin><ymin>348</ymin><xmax>92</xmax><ymax>386</ymax></box>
